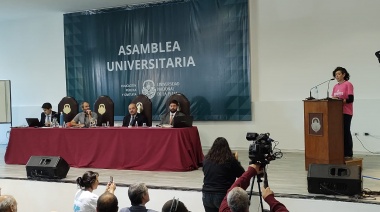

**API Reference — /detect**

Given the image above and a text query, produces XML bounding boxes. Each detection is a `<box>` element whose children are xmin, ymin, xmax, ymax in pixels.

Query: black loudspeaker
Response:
<box><xmin>26</xmin><ymin>156</ymin><xmax>70</xmax><ymax>179</ymax></box>
<box><xmin>307</xmin><ymin>164</ymin><xmax>362</xmax><ymax>196</ymax></box>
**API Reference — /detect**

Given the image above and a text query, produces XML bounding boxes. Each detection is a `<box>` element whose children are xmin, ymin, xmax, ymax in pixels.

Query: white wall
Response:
<box><xmin>1</xmin><ymin>0</ymin><xmax>380</xmax><ymax>153</ymax></box>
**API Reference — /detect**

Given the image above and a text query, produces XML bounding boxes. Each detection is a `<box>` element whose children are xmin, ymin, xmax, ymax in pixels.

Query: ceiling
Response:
<box><xmin>0</xmin><ymin>0</ymin><xmax>163</xmax><ymax>22</ymax></box>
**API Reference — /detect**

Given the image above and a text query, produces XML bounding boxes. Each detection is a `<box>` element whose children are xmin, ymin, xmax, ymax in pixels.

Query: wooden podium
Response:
<box><xmin>303</xmin><ymin>99</ymin><xmax>344</xmax><ymax>170</ymax></box>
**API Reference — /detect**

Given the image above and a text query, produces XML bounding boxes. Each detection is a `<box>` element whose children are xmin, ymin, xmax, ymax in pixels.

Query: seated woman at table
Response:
<box><xmin>73</xmin><ymin>171</ymin><xmax>116</xmax><ymax>212</ymax></box>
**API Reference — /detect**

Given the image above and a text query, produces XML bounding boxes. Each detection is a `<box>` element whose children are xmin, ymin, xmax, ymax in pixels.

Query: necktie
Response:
<box><xmin>169</xmin><ymin>114</ymin><xmax>174</xmax><ymax>125</ymax></box>
<box><xmin>130</xmin><ymin>116</ymin><xmax>135</xmax><ymax>126</ymax></box>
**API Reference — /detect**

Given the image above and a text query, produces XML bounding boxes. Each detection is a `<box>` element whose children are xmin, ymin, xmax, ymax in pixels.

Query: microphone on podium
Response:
<box><xmin>306</xmin><ymin>78</ymin><xmax>335</xmax><ymax>100</ymax></box>
<box><xmin>375</xmin><ymin>51</ymin><xmax>380</xmax><ymax>63</ymax></box>
<box><xmin>326</xmin><ymin>78</ymin><xmax>335</xmax><ymax>99</ymax></box>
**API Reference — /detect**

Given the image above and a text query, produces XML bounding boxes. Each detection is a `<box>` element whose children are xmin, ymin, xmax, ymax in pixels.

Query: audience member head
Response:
<box><xmin>333</xmin><ymin>66</ymin><xmax>350</xmax><ymax>81</ymax></box>
<box><xmin>76</xmin><ymin>171</ymin><xmax>99</xmax><ymax>191</ymax></box>
<box><xmin>227</xmin><ymin>187</ymin><xmax>249</xmax><ymax>212</ymax></box>
<box><xmin>0</xmin><ymin>195</ymin><xmax>17</xmax><ymax>212</ymax></box>
<box><xmin>169</xmin><ymin>100</ymin><xmax>179</xmax><ymax>113</ymax></box>
<box><xmin>205</xmin><ymin>137</ymin><xmax>234</xmax><ymax>164</ymax></box>
<box><xmin>162</xmin><ymin>198</ymin><xmax>189</xmax><ymax>212</ymax></box>
<box><xmin>128</xmin><ymin>183</ymin><xmax>150</xmax><ymax>206</ymax></box>
<box><xmin>96</xmin><ymin>192</ymin><xmax>118</xmax><ymax>212</ymax></box>
<box><xmin>128</xmin><ymin>103</ymin><xmax>137</xmax><ymax>116</ymax></box>
<box><xmin>41</xmin><ymin>102</ymin><xmax>52</xmax><ymax>115</ymax></box>
<box><xmin>81</xmin><ymin>101</ymin><xmax>91</xmax><ymax>112</ymax></box>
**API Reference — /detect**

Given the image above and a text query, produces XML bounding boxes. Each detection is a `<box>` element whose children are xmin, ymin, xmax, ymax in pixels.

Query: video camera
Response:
<box><xmin>246</xmin><ymin>132</ymin><xmax>282</xmax><ymax>165</ymax></box>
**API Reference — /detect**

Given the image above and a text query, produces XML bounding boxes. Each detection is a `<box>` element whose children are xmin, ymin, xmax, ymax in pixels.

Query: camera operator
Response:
<box><xmin>219</xmin><ymin>164</ymin><xmax>288</xmax><ymax>212</ymax></box>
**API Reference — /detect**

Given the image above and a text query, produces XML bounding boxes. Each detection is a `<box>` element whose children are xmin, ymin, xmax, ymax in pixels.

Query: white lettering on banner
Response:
<box><xmin>111</xmin><ymin>41</ymin><xmax>193</xmax><ymax>71</ymax></box>
<box><xmin>107</xmin><ymin>56</ymin><xmax>195</xmax><ymax>71</ymax></box>
<box><xmin>118</xmin><ymin>41</ymin><xmax>181</xmax><ymax>55</ymax></box>
<box><xmin>120</xmin><ymin>84</ymin><xmax>136</xmax><ymax>87</ymax></box>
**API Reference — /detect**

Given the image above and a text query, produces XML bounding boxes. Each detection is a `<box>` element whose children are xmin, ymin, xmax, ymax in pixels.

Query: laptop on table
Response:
<box><xmin>172</xmin><ymin>116</ymin><xmax>193</xmax><ymax>128</ymax></box>
<box><xmin>25</xmin><ymin>118</ymin><xmax>40</xmax><ymax>127</ymax></box>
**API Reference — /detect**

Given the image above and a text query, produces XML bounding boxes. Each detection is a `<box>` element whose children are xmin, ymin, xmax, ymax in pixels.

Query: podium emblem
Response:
<box><xmin>309</xmin><ymin>113</ymin><xmax>323</xmax><ymax>136</ymax></box>
<box><xmin>311</xmin><ymin>118</ymin><xmax>321</xmax><ymax>132</ymax></box>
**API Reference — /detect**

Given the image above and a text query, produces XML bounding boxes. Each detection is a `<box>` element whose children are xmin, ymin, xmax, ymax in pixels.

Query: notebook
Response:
<box><xmin>25</xmin><ymin>118</ymin><xmax>40</xmax><ymax>127</ymax></box>
<box><xmin>172</xmin><ymin>116</ymin><xmax>193</xmax><ymax>128</ymax></box>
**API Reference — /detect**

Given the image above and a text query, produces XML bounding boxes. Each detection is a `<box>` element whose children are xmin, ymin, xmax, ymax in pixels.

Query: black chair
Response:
<box><xmin>94</xmin><ymin>95</ymin><xmax>114</xmax><ymax>126</ymax></box>
<box><xmin>132</xmin><ymin>94</ymin><xmax>152</xmax><ymax>126</ymax></box>
<box><xmin>58</xmin><ymin>96</ymin><xmax>78</xmax><ymax>123</ymax></box>
<box><xmin>166</xmin><ymin>93</ymin><xmax>191</xmax><ymax>115</ymax></box>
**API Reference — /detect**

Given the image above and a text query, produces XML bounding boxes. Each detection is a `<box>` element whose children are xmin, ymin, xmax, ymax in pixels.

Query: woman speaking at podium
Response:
<box><xmin>332</xmin><ymin>67</ymin><xmax>354</xmax><ymax>159</ymax></box>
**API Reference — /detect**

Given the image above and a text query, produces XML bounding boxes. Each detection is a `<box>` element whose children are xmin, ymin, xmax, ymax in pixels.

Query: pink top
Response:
<box><xmin>332</xmin><ymin>81</ymin><xmax>354</xmax><ymax>115</ymax></box>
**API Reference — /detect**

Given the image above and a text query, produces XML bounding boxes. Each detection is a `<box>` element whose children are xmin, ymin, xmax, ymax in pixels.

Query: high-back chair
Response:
<box><xmin>58</xmin><ymin>96</ymin><xmax>78</xmax><ymax>123</ymax></box>
<box><xmin>166</xmin><ymin>93</ymin><xmax>191</xmax><ymax>115</ymax></box>
<box><xmin>94</xmin><ymin>95</ymin><xmax>114</xmax><ymax>126</ymax></box>
<box><xmin>132</xmin><ymin>94</ymin><xmax>152</xmax><ymax>126</ymax></box>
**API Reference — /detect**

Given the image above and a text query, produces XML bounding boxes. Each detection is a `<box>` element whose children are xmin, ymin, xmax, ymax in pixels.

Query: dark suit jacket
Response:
<box><xmin>159</xmin><ymin>111</ymin><xmax>185</xmax><ymax>125</ymax></box>
<box><xmin>40</xmin><ymin>111</ymin><xmax>60</xmax><ymax>127</ymax></box>
<box><xmin>122</xmin><ymin>113</ymin><xmax>148</xmax><ymax>127</ymax></box>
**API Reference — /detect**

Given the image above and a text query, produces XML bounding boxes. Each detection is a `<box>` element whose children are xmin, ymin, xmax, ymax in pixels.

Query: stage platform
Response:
<box><xmin>1</xmin><ymin>144</ymin><xmax>380</xmax><ymax>209</ymax></box>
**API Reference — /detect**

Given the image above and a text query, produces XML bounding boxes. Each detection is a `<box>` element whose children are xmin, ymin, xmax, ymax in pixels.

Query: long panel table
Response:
<box><xmin>5</xmin><ymin>127</ymin><xmax>204</xmax><ymax>171</ymax></box>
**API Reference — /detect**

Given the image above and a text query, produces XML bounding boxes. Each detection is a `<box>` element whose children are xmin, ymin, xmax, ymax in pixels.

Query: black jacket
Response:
<box><xmin>122</xmin><ymin>113</ymin><xmax>148</xmax><ymax>127</ymax></box>
<box><xmin>39</xmin><ymin>111</ymin><xmax>60</xmax><ymax>127</ymax></box>
<box><xmin>202</xmin><ymin>158</ymin><xmax>245</xmax><ymax>193</ymax></box>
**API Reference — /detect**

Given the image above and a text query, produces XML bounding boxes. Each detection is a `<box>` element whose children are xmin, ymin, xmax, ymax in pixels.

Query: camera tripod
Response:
<box><xmin>248</xmin><ymin>166</ymin><xmax>270</xmax><ymax>212</ymax></box>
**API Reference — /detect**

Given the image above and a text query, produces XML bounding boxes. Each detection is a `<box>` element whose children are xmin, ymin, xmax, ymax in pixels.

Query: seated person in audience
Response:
<box><xmin>74</xmin><ymin>171</ymin><xmax>116</xmax><ymax>212</ymax></box>
<box><xmin>0</xmin><ymin>195</ymin><xmax>17</xmax><ymax>212</ymax></box>
<box><xmin>219</xmin><ymin>164</ymin><xmax>288</xmax><ymax>212</ymax></box>
<box><xmin>162</xmin><ymin>198</ymin><xmax>189</xmax><ymax>212</ymax></box>
<box><xmin>159</xmin><ymin>100</ymin><xmax>185</xmax><ymax>126</ymax></box>
<box><xmin>96</xmin><ymin>192</ymin><xmax>118</xmax><ymax>212</ymax></box>
<box><xmin>122</xmin><ymin>103</ymin><xmax>147</xmax><ymax>127</ymax></box>
<box><xmin>119</xmin><ymin>182</ymin><xmax>157</xmax><ymax>212</ymax></box>
<box><xmin>39</xmin><ymin>102</ymin><xmax>59</xmax><ymax>127</ymax></box>
<box><xmin>71</xmin><ymin>101</ymin><xmax>98</xmax><ymax>128</ymax></box>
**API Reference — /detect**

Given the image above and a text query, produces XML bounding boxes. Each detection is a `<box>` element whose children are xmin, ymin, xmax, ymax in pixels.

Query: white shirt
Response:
<box><xmin>46</xmin><ymin>114</ymin><xmax>51</xmax><ymax>123</ymax></box>
<box><xmin>73</xmin><ymin>189</ymin><xmax>98</xmax><ymax>212</ymax></box>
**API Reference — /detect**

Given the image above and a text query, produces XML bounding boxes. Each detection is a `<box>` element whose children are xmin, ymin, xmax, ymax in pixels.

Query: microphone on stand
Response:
<box><xmin>306</xmin><ymin>78</ymin><xmax>335</xmax><ymax>100</ymax></box>
<box><xmin>326</xmin><ymin>78</ymin><xmax>335</xmax><ymax>99</ymax></box>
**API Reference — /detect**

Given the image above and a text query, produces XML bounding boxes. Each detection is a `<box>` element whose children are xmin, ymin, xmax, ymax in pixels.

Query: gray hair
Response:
<box><xmin>227</xmin><ymin>187</ymin><xmax>249</xmax><ymax>212</ymax></box>
<box><xmin>0</xmin><ymin>195</ymin><xmax>17</xmax><ymax>211</ymax></box>
<box><xmin>128</xmin><ymin>183</ymin><xmax>148</xmax><ymax>206</ymax></box>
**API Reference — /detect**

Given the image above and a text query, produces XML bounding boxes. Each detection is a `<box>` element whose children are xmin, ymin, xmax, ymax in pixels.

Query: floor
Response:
<box><xmin>1</xmin><ymin>144</ymin><xmax>379</xmax><ymax>204</ymax></box>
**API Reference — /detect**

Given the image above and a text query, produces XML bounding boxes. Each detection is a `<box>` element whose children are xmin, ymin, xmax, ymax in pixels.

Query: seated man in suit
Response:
<box><xmin>70</xmin><ymin>101</ymin><xmax>98</xmax><ymax>128</ymax></box>
<box><xmin>159</xmin><ymin>100</ymin><xmax>185</xmax><ymax>126</ymax></box>
<box><xmin>40</xmin><ymin>102</ymin><xmax>59</xmax><ymax>127</ymax></box>
<box><xmin>122</xmin><ymin>103</ymin><xmax>147</xmax><ymax>127</ymax></box>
